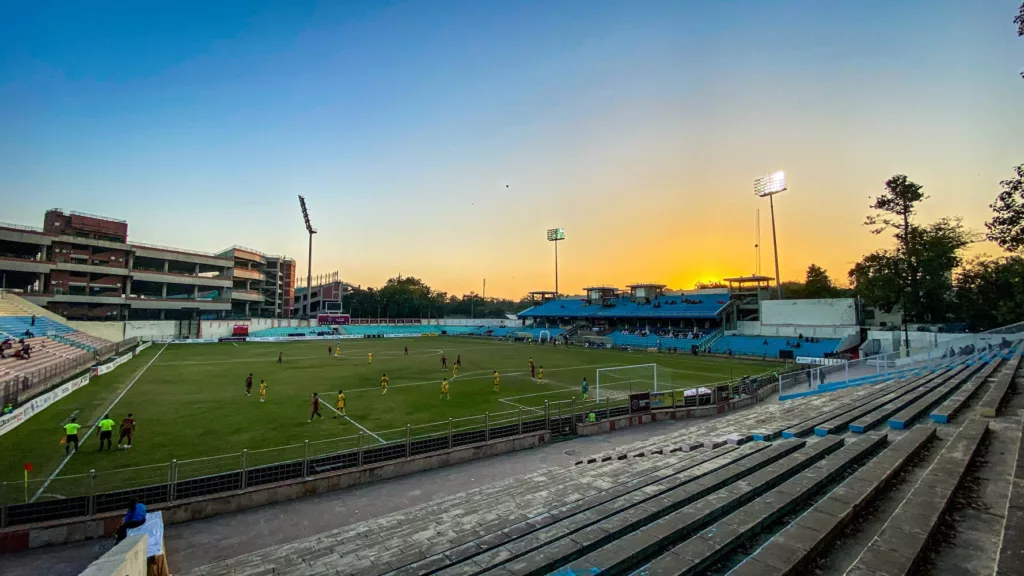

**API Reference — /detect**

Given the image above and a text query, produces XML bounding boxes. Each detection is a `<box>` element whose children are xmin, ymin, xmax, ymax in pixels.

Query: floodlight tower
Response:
<box><xmin>546</xmin><ymin>228</ymin><xmax>565</xmax><ymax>298</ymax></box>
<box><xmin>753</xmin><ymin>171</ymin><xmax>787</xmax><ymax>300</ymax></box>
<box><xmin>298</xmin><ymin>195</ymin><xmax>316</xmax><ymax>318</ymax></box>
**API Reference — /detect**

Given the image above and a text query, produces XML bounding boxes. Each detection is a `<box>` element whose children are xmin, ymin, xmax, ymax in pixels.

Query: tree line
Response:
<box><xmin>342</xmin><ymin>275</ymin><xmax>532</xmax><ymax>320</ymax></box>
<box><xmin>782</xmin><ymin>163</ymin><xmax>1024</xmax><ymax>331</ymax></box>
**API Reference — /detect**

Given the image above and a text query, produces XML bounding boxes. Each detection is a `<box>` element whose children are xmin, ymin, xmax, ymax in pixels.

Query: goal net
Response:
<box><xmin>581</xmin><ymin>335</ymin><xmax>613</xmax><ymax>349</ymax></box>
<box><xmin>595</xmin><ymin>364</ymin><xmax>659</xmax><ymax>401</ymax></box>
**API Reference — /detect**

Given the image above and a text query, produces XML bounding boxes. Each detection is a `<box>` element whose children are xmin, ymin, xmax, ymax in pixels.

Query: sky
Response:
<box><xmin>1</xmin><ymin>0</ymin><xmax>1022</xmax><ymax>299</ymax></box>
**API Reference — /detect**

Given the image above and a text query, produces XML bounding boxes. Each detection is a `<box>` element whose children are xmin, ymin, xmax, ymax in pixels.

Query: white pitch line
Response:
<box><xmin>325</xmin><ymin>362</ymin><xmax>623</xmax><ymax>395</ymax></box>
<box><xmin>32</xmin><ymin>344</ymin><xmax>168</xmax><ymax>502</ymax></box>
<box><xmin>317</xmin><ymin>400</ymin><xmax>386</xmax><ymax>444</ymax></box>
<box><xmin>232</xmin><ymin>342</ymin><xmax>239</xmax><ymax>348</ymax></box>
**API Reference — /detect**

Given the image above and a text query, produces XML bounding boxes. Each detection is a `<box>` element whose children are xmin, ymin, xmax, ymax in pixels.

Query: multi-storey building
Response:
<box><xmin>0</xmin><ymin>209</ymin><xmax>296</xmax><ymax>320</ymax></box>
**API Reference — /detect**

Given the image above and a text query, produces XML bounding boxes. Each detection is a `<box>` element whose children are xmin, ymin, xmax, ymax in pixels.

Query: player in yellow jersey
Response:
<box><xmin>334</xmin><ymin>344</ymin><xmax>340</xmax><ymax>357</ymax></box>
<box><xmin>259</xmin><ymin>380</ymin><xmax>268</xmax><ymax>403</ymax></box>
<box><xmin>334</xmin><ymin>389</ymin><xmax>346</xmax><ymax>417</ymax></box>
<box><xmin>538</xmin><ymin>366</ymin><xmax>544</xmax><ymax>381</ymax></box>
<box><xmin>368</xmin><ymin>352</ymin><xmax>373</xmax><ymax>364</ymax></box>
<box><xmin>440</xmin><ymin>378</ymin><xmax>450</xmax><ymax>400</ymax></box>
<box><xmin>493</xmin><ymin>370</ymin><xmax>500</xmax><ymax>392</ymax></box>
<box><xmin>452</xmin><ymin>362</ymin><xmax>459</xmax><ymax>377</ymax></box>
<box><xmin>380</xmin><ymin>373</ymin><xmax>389</xmax><ymax>394</ymax></box>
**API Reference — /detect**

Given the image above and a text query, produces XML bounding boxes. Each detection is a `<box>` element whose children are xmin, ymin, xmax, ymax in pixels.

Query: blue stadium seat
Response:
<box><xmin>519</xmin><ymin>294</ymin><xmax>730</xmax><ymax>320</ymax></box>
<box><xmin>710</xmin><ymin>335</ymin><xmax>839</xmax><ymax>358</ymax></box>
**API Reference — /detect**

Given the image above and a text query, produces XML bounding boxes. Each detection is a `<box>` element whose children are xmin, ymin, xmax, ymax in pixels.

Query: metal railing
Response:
<box><xmin>0</xmin><ymin>373</ymin><xmax>786</xmax><ymax>528</ymax></box>
<box><xmin>0</xmin><ymin>338</ymin><xmax>138</xmax><ymax>408</ymax></box>
<box><xmin>779</xmin><ymin>331</ymin><xmax>1024</xmax><ymax>398</ymax></box>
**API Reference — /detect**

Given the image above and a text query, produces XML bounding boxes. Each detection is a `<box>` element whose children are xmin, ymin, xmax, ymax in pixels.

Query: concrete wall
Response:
<box><xmin>0</xmin><ymin>431</ymin><xmax>549</xmax><ymax>552</ymax></box>
<box><xmin>124</xmin><ymin>320</ymin><xmax>178</xmax><ymax>341</ymax></box>
<box><xmin>78</xmin><ymin>534</ymin><xmax>148</xmax><ymax>576</ymax></box>
<box><xmin>67</xmin><ymin>321</ymin><xmax>126</xmax><ymax>342</ymax></box>
<box><xmin>761</xmin><ymin>298</ymin><xmax>857</xmax><ymax>327</ymax></box>
<box><xmin>200</xmin><ymin>318</ymin><xmax>306</xmax><ymax>339</ymax></box>
<box><xmin>733</xmin><ymin>320</ymin><xmax>854</xmax><ymax>339</ymax></box>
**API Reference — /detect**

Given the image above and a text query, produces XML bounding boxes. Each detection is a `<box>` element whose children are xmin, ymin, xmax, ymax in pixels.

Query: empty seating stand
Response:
<box><xmin>178</xmin><ymin>355</ymin><xmax>1024</xmax><ymax>576</ymax></box>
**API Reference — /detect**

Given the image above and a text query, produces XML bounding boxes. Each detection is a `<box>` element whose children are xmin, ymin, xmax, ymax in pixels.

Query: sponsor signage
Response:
<box><xmin>650</xmin><ymin>392</ymin><xmax>668</xmax><ymax>409</ymax></box>
<box><xmin>629</xmin><ymin>392</ymin><xmax>651</xmax><ymax>413</ymax></box>
<box><xmin>0</xmin><ymin>373</ymin><xmax>91</xmax><ymax>437</ymax></box>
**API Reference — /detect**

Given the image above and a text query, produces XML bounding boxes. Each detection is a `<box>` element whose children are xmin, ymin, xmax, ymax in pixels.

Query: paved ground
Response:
<box><xmin>0</xmin><ymin>411</ymin><xmax>733</xmax><ymax>576</ymax></box>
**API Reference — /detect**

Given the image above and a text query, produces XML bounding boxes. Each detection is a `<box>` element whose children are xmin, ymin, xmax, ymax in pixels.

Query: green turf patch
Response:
<box><xmin>1</xmin><ymin>338</ymin><xmax>779</xmax><ymax>499</ymax></box>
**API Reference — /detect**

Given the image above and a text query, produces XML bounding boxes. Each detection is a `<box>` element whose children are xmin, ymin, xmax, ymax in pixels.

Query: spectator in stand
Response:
<box><xmin>2</xmin><ymin>403</ymin><xmax>12</xmax><ymax>415</ymax></box>
<box><xmin>116</xmin><ymin>499</ymin><xmax>147</xmax><ymax>542</ymax></box>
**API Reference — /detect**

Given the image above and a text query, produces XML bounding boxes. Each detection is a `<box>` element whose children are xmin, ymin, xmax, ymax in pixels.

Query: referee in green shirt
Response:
<box><xmin>97</xmin><ymin>414</ymin><xmax>116</xmax><ymax>451</ymax></box>
<box><xmin>63</xmin><ymin>417</ymin><xmax>81</xmax><ymax>454</ymax></box>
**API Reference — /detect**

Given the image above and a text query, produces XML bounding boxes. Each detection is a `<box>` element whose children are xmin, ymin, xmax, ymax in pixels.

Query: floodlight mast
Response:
<box><xmin>298</xmin><ymin>195</ymin><xmax>317</xmax><ymax>318</ymax></box>
<box><xmin>546</xmin><ymin>228</ymin><xmax>565</xmax><ymax>298</ymax></box>
<box><xmin>753</xmin><ymin>172</ymin><xmax>787</xmax><ymax>300</ymax></box>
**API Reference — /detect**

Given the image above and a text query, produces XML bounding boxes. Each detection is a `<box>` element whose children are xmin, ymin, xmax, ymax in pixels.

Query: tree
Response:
<box><xmin>1017</xmin><ymin>1</ymin><xmax>1024</xmax><ymax>78</ymax></box>
<box><xmin>985</xmin><ymin>164</ymin><xmax>1024</xmax><ymax>253</ymax></box>
<box><xmin>865</xmin><ymin>174</ymin><xmax>928</xmax><ymax>320</ymax></box>
<box><xmin>694</xmin><ymin>281</ymin><xmax>727</xmax><ymax>290</ymax></box>
<box><xmin>910</xmin><ymin>218</ymin><xmax>976</xmax><ymax>322</ymax></box>
<box><xmin>955</xmin><ymin>255</ymin><xmax>1024</xmax><ymax>330</ymax></box>
<box><xmin>849</xmin><ymin>250</ymin><xmax>904</xmax><ymax>313</ymax></box>
<box><xmin>803</xmin><ymin>264</ymin><xmax>838</xmax><ymax>299</ymax></box>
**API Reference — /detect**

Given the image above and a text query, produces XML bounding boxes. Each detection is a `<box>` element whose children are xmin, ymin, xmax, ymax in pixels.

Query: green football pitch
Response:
<box><xmin>0</xmin><ymin>338</ymin><xmax>779</xmax><ymax>501</ymax></box>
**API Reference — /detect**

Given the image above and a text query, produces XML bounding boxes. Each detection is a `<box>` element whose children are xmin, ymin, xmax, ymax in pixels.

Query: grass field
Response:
<box><xmin>0</xmin><ymin>337</ymin><xmax>779</xmax><ymax>502</ymax></box>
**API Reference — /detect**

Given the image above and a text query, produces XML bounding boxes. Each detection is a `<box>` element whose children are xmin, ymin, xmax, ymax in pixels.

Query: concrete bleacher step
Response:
<box><xmin>849</xmin><ymin>362</ymin><xmax>976</xmax><ymax>433</ymax></box>
<box><xmin>813</xmin><ymin>369</ymin><xmax>952</xmax><ymax>436</ymax></box>
<box><xmin>546</xmin><ymin>437</ymin><xmax>845</xmax><ymax>576</ymax></box>
<box><xmin>725</xmin><ymin>425</ymin><xmax>936</xmax><ymax>576</ymax></box>
<box><xmin>632</xmin><ymin>432</ymin><xmax>890</xmax><ymax>576</ymax></box>
<box><xmin>190</xmin><ymin>452</ymin><xmax>711</xmax><ymax>576</ymax></box>
<box><xmin>995</xmin><ymin>396</ymin><xmax>1024</xmax><ymax>576</ymax></box>
<box><xmin>384</xmin><ymin>446</ymin><xmax>762</xmax><ymax>576</ymax></box>
<box><xmin>886</xmin><ymin>359</ymin><xmax>989</xmax><ymax>430</ymax></box>
<box><xmin>930</xmin><ymin>356</ymin><xmax>1005</xmax><ymax>424</ymax></box>
<box><xmin>844</xmin><ymin>417</ymin><xmax>989</xmax><ymax>575</ymax></box>
<box><xmin>779</xmin><ymin>375</ymin><xmax>924</xmax><ymax>439</ymax></box>
<box><xmin>977</xmin><ymin>349</ymin><xmax>1022</xmax><ymax>418</ymax></box>
<box><xmin>444</xmin><ymin>439</ymin><xmax>817</xmax><ymax>576</ymax></box>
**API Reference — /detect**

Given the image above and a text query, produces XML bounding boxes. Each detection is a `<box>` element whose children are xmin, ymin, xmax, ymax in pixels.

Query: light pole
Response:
<box><xmin>546</xmin><ymin>228</ymin><xmax>565</xmax><ymax>298</ymax></box>
<box><xmin>298</xmin><ymin>195</ymin><xmax>316</xmax><ymax>318</ymax></box>
<box><xmin>753</xmin><ymin>171</ymin><xmax>787</xmax><ymax>300</ymax></box>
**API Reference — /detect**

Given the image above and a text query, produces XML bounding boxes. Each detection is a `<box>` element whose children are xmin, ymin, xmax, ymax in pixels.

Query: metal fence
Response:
<box><xmin>779</xmin><ymin>331</ymin><xmax>1024</xmax><ymax>398</ymax></box>
<box><xmin>0</xmin><ymin>373</ymin><xmax>784</xmax><ymax>528</ymax></box>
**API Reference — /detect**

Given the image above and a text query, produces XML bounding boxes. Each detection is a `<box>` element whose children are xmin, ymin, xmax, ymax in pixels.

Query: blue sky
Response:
<box><xmin>1</xmin><ymin>0</ymin><xmax>1022</xmax><ymax>297</ymax></box>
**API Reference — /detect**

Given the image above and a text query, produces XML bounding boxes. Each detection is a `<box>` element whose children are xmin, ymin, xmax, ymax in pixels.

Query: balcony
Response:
<box><xmin>0</xmin><ymin>256</ymin><xmax>53</xmax><ymax>274</ymax></box>
<box><xmin>233</xmin><ymin>267</ymin><xmax>265</xmax><ymax>281</ymax></box>
<box><xmin>130</xmin><ymin>269</ymin><xmax>232</xmax><ymax>288</ymax></box>
<box><xmin>53</xmin><ymin>261</ymin><xmax>130</xmax><ymax>276</ymax></box>
<box><xmin>128</xmin><ymin>297</ymin><xmax>231</xmax><ymax>311</ymax></box>
<box><xmin>231</xmin><ymin>289</ymin><xmax>264</xmax><ymax>302</ymax></box>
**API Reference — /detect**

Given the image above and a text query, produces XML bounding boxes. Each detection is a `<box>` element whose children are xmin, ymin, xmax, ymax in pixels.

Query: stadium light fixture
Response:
<box><xmin>546</xmin><ymin>228</ymin><xmax>565</xmax><ymax>298</ymax></box>
<box><xmin>298</xmin><ymin>195</ymin><xmax>317</xmax><ymax>318</ymax></box>
<box><xmin>753</xmin><ymin>171</ymin><xmax>787</xmax><ymax>299</ymax></box>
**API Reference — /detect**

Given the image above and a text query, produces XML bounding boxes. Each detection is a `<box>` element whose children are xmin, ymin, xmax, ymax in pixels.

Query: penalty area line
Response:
<box><xmin>32</xmin><ymin>343</ymin><xmax>168</xmax><ymax>503</ymax></box>
<box><xmin>317</xmin><ymin>400</ymin><xmax>386</xmax><ymax>444</ymax></box>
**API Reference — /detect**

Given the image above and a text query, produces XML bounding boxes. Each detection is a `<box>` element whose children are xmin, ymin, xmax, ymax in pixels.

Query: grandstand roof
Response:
<box><xmin>626</xmin><ymin>283</ymin><xmax>666</xmax><ymax>289</ymax></box>
<box><xmin>518</xmin><ymin>294</ymin><xmax>730</xmax><ymax>320</ymax></box>
<box><xmin>723</xmin><ymin>275</ymin><xmax>774</xmax><ymax>283</ymax></box>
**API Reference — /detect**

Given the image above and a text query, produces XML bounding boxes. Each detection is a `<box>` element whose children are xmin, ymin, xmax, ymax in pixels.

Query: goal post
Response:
<box><xmin>595</xmin><ymin>364</ymin><xmax>659</xmax><ymax>401</ymax></box>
